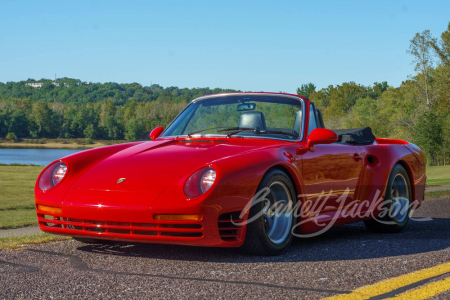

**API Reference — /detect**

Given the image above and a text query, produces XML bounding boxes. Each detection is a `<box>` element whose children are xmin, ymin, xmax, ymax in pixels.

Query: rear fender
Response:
<box><xmin>358</xmin><ymin>143</ymin><xmax>425</xmax><ymax>215</ymax></box>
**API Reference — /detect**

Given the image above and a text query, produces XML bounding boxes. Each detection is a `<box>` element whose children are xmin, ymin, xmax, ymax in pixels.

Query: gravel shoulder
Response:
<box><xmin>426</xmin><ymin>184</ymin><xmax>450</xmax><ymax>192</ymax></box>
<box><xmin>0</xmin><ymin>226</ymin><xmax>41</xmax><ymax>238</ymax></box>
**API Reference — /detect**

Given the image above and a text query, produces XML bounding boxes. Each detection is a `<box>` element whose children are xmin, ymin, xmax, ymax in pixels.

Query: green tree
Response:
<box><xmin>407</xmin><ymin>30</ymin><xmax>437</xmax><ymax>109</ymax></box>
<box><xmin>432</xmin><ymin>22</ymin><xmax>450</xmax><ymax>64</ymax></box>
<box><xmin>431</xmin><ymin>22</ymin><xmax>450</xmax><ymax>115</ymax></box>
<box><xmin>84</xmin><ymin>124</ymin><xmax>96</xmax><ymax>139</ymax></box>
<box><xmin>125</xmin><ymin>117</ymin><xmax>145</xmax><ymax>141</ymax></box>
<box><xmin>126</xmin><ymin>87</ymin><xmax>135</xmax><ymax>98</ymax></box>
<box><xmin>414</xmin><ymin>110</ymin><xmax>443</xmax><ymax>165</ymax></box>
<box><xmin>373</xmin><ymin>81</ymin><xmax>389</xmax><ymax>96</ymax></box>
<box><xmin>104</xmin><ymin>115</ymin><xmax>124</xmax><ymax>140</ymax></box>
<box><xmin>8</xmin><ymin>110</ymin><xmax>29</xmax><ymax>137</ymax></box>
<box><xmin>0</xmin><ymin>111</ymin><xmax>10</xmax><ymax>138</ymax></box>
<box><xmin>296</xmin><ymin>83</ymin><xmax>316</xmax><ymax>99</ymax></box>
<box><xmin>40</xmin><ymin>81</ymin><xmax>55</xmax><ymax>93</ymax></box>
<box><xmin>31</xmin><ymin>101</ymin><xmax>57</xmax><ymax>137</ymax></box>
<box><xmin>70</xmin><ymin>107</ymin><xmax>98</xmax><ymax>138</ymax></box>
<box><xmin>6</xmin><ymin>132</ymin><xmax>17</xmax><ymax>141</ymax></box>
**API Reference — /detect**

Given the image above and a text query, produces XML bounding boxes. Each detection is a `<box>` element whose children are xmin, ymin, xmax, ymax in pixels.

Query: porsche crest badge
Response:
<box><xmin>117</xmin><ymin>178</ymin><xmax>126</xmax><ymax>184</ymax></box>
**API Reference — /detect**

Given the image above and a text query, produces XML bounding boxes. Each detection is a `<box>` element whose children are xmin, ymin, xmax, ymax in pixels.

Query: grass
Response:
<box><xmin>0</xmin><ymin>233</ymin><xmax>71</xmax><ymax>250</ymax></box>
<box><xmin>425</xmin><ymin>190</ymin><xmax>450</xmax><ymax>200</ymax></box>
<box><xmin>425</xmin><ymin>165</ymin><xmax>450</xmax><ymax>186</ymax></box>
<box><xmin>0</xmin><ymin>165</ymin><xmax>44</xmax><ymax>229</ymax></box>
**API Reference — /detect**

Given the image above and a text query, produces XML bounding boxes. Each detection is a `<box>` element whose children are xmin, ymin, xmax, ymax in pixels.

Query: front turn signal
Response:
<box><xmin>37</xmin><ymin>205</ymin><xmax>62</xmax><ymax>214</ymax></box>
<box><xmin>153</xmin><ymin>214</ymin><xmax>202</xmax><ymax>221</ymax></box>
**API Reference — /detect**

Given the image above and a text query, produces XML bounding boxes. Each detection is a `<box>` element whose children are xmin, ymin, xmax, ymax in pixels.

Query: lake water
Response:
<box><xmin>0</xmin><ymin>148</ymin><xmax>84</xmax><ymax>166</ymax></box>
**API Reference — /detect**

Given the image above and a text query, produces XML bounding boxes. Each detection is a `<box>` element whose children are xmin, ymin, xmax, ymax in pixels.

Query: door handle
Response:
<box><xmin>353</xmin><ymin>153</ymin><xmax>362</xmax><ymax>161</ymax></box>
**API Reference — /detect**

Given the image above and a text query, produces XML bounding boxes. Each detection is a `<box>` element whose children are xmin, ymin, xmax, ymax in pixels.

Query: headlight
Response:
<box><xmin>184</xmin><ymin>167</ymin><xmax>216</xmax><ymax>199</ymax></box>
<box><xmin>39</xmin><ymin>162</ymin><xmax>68</xmax><ymax>191</ymax></box>
<box><xmin>200</xmin><ymin>169</ymin><xmax>216</xmax><ymax>193</ymax></box>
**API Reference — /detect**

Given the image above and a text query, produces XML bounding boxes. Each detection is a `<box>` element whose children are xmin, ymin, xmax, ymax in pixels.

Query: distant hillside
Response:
<box><xmin>0</xmin><ymin>77</ymin><xmax>239</xmax><ymax>105</ymax></box>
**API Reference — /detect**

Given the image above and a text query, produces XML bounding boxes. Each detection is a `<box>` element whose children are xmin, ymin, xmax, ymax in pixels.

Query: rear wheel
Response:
<box><xmin>364</xmin><ymin>164</ymin><xmax>412</xmax><ymax>233</ymax></box>
<box><xmin>241</xmin><ymin>169</ymin><xmax>297</xmax><ymax>256</ymax></box>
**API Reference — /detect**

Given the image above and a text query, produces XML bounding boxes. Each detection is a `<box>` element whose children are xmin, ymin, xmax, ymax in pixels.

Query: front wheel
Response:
<box><xmin>241</xmin><ymin>169</ymin><xmax>297</xmax><ymax>256</ymax></box>
<box><xmin>364</xmin><ymin>164</ymin><xmax>412</xmax><ymax>233</ymax></box>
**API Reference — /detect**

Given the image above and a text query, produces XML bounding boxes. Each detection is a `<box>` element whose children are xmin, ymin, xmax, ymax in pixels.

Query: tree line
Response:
<box><xmin>0</xmin><ymin>84</ymin><xmax>238</xmax><ymax>142</ymax></box>
<box><xmin>1</xmin><ymin>22</ymin><xmax>450</xmax><ymax>165</ymax></box>
<box><xmin>297</xmin><ymin>22</ymin><xmax>450</xmax><ymax>166</ymax></box>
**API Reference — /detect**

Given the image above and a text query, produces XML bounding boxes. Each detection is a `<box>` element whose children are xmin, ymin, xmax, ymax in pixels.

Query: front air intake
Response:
<box><xmin>218</xmin><ymin>211</ymin><xmax>244</xmax><ymax>242</ymax></box>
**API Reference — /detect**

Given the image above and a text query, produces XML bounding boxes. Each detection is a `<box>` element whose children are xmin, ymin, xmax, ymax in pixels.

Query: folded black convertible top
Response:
<box><xmin>332</xmin><ymin>127</ymin><xmax>376</xmax><ymax>145</ymax></box>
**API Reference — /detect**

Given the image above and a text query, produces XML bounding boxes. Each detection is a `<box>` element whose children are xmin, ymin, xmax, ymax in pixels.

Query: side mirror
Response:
<box><xmin>306</xmin><ymin>128</ymin><xmax>338</xmax><ymax>151</ymax></box>
<box><xmin>149</xmin><ymin>127</ymin><xmax>164</xmax><ymax>140</ymax></box>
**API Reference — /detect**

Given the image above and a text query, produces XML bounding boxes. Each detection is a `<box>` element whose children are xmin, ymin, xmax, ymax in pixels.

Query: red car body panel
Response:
<box><xmin>34</xmin><ymin>92</ymin><xmax>426</xmax><ymax>247</ymax></box>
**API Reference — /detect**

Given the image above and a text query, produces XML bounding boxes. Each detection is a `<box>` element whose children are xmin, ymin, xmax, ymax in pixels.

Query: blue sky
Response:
<box><xmin>1</xmin><ymin>0</ymin><xmax>449</xmax><ymax>93</ymax></box>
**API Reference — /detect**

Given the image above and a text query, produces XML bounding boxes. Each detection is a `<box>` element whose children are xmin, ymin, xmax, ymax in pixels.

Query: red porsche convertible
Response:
<box><xmin>35</xmin><ymin>92</ymin><xmax>426</xmax><ymax>255</ymax></box>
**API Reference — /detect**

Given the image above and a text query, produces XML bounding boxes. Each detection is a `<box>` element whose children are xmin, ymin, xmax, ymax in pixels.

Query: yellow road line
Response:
<box><xmin>387</xmin><ymin>276</ymin><xmax>450</xmax><ymax>299</ymax></box>
<box><xmin>324</xmin><ymin>261</ymin><xmax>450</xmax><ymax>300</ymax></box>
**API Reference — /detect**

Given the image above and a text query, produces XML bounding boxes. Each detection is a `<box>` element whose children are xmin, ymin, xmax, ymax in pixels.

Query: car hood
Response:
<box><xmin>69</xmin><ymin>139</ymin><xmax>272</xmax><ymax>193</ymax></box>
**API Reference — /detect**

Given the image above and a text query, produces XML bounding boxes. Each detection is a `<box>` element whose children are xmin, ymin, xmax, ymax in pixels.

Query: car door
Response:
<box><xmin>301</xmin><ymin>144</ymin><xmax>363</xmax><ymax>214</ymax></box>
<box><xmin>301</xmin><ymin>103</ymin><xmax>363</xmax><ymax>214</ymax></box>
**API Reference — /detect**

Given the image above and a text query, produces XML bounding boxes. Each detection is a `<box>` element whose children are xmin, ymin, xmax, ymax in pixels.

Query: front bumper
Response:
<box><xmin>36</xmin><ymin>204</ymin><xmax>246</xmax><ymax>248</ymax></box>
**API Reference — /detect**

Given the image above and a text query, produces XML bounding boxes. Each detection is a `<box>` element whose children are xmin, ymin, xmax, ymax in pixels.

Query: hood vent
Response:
<box><xmin>177</xmin><ymin>139</ymin><xmax>228</xmax><ymax>144</ymax></box>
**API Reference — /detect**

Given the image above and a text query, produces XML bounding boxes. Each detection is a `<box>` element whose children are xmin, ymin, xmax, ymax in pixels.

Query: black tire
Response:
<box><xmin>72</xmin><ymin>237</ymin><xmax>111</xmax><ymax>244</ymax></box>
<box><xmin>241</xmin><ymin>169</ymin><xmax>297</xmax><ymax>256</ymax></box>
<box><xmin>364</xmin><ymin>164</ymin><xmax>412</xmax><ymax>233</ymax></box>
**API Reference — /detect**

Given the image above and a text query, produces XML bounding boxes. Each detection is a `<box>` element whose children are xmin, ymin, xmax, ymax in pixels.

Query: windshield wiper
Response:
<box><xmin>187</xmin><ymin>127</ymin><xmax>299</xmax><ymax>139</ymax></box>
<box><xmin>227</xmin><ymin>129</ymin><xmax>299</xmax><ymax>138</ymax></box>
<box><xmin>219</xmin><ymin>127</ymin><xmax>260</xmax><ymax>137</ymax></box>
<box><xmin>186</xmin><ymin>127</ymin><xmax>255</xmax><ymax>137</ymax></box>
<box><xmin>258</xmin><ymin>130</ymin><xmax>299</xmax><ymax>138</ymax></box>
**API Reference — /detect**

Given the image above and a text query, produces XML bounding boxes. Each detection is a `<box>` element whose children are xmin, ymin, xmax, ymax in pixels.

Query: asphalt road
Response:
<box><xmin>1</xmin><ymin>198</ymin><xmax>450</xmax><ymax>300</ymax></box>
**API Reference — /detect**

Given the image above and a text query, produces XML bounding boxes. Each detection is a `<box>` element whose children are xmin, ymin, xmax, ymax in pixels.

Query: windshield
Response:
<box><xmin>162</xmin><ymin>94</ymin><xmax>304</xmax><ymax>140</ymax></box>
